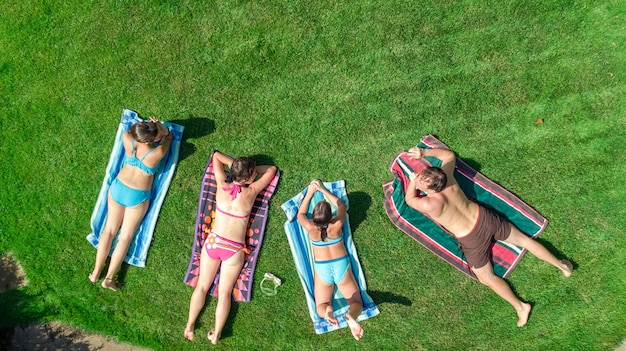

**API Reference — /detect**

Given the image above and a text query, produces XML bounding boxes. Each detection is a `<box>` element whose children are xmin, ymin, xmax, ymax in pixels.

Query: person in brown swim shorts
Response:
<box><xmin>404</xmin><ymin>144</ymin><xmax>573</xmax><ymax>327</ymax></box>
<box><xmin>456</xmin><ymin>205</ymin><xmax>511</xmax><ymax>269</ymax></box>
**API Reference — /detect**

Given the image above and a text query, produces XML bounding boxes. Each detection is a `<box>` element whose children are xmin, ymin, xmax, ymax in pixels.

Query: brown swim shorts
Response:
<box><xmin>456</xmin><ymin>205</ymin><xmax>511</xmax><ymax>269</ymax></box>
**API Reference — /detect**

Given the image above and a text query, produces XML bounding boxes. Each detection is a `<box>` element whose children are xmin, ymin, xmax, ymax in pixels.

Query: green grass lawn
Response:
<box><xmin>1</xmin><ymin>0</ymin><xmax>625</xmax><ymax>350</ymax></box>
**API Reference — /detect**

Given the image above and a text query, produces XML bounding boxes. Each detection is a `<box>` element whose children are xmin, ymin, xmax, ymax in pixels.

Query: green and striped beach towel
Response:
<box><xmin>383</xmin><ymin>135</ymin><xmax>548</xmax><ymax>279</ymax></box>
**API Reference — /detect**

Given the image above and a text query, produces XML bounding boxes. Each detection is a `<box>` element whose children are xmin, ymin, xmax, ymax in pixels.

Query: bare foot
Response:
<box><xmin>560</xmin><ymin>259</ymin><xmax>573</xmax><ymax>277</ymax></box>
<box><xmin>88</xmin><ymin>272</ymin><xmax>99</xmax><ymax>284</ymax></box>
<box><xmin>345</xmin><ymin>314</ymin><xmax>364</xmax><ymax>340</ymax></box>
<box><xmin>183</xmin><ymin>327</ymin><xmax>194</xmax><ymax>341</ymax></box>
<box><xmin>101</xmin><ymin>278</ymin><xmax>120</xmax><ymax>291</ymax></box>
<box><xmin>325</xmin><ymin>307</ymin><xmax>338</xmax><ymax>327</ymax></box>
<box><xmin>516</xmin><ymin>302</ymin><xmax>532</xmax><ymax>327</ymax></box>
<box><xmin>207</xmin><ymin>330</ymin><xmax>220</xmax><ymax>345</ymax></box>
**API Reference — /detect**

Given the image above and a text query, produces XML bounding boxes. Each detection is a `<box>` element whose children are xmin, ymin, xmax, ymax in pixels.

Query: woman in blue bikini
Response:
<box><xmin>184</xmin><ymin>151</ymin><xmax>276</xmax><ymax>345</ymax></box>
<box><xmin>297</xmin><ymin>180</ymin><xmax>364</xmax><ymax>340</ymax></box>
<box><xmin>89</xmin><ymin>117</ymin><xmax>172</xmax><ymax>291</ymax></box>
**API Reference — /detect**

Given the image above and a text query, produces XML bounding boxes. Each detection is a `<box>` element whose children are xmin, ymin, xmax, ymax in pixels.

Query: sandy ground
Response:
<box><xmin>1</xmin><ymin>253</ymin><xmax>150</xmax><ymax>351</ymax></box>
<box><xmin>1</xmin><ymin>321</ymin><xmax>151</xmax><ymax>351</ymax></box>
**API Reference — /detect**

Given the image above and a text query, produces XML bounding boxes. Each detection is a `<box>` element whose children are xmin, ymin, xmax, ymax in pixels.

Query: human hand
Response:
<box><xmin>310</xmin><ymin>179</ymin><xmax>323</xmax><ymax>190</ymax></box>
<box><xmin>409</xmin><ymin>172</ymin><xmax>418</xmax><ymax>183</ymax></box>
<box><xmin>150</xmin><ymin>116</ymin><xmax>168</xmax><ymax>130</ymax></box>
<box><xmin>408</xmin><ymin>147</ymin><xmax>423</xmax><ymax>159</ymax></box>
<box><xmin>150</xmin><ymin>117</ymin><xmax>171</xmax><ymax>138</ymax></box>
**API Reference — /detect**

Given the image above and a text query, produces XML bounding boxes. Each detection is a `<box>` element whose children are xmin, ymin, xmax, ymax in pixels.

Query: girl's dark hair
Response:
<box><xmin>421</xmin><ymin>166</ymin><xmax>447</xmax><ymax>192</ymax></box>
<box><xmin>312</xmin><ymin>201</ymin><xmax>332</xmax><ymax>241</ymax></box>
<box><xmin>230</xmin><ymin>157</ymin><xmax>256</xmax><ymax>183</ymax></box>
<box><xmin>129</xmin><ymin>122</ymin><xmax>159</xmax><ymax>143</ymax></box>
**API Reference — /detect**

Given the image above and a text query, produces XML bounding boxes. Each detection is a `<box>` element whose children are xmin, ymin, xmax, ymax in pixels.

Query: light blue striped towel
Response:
<box><xmin>86</xmin><ymin>109</ymin><xmax>184</xmax><ymax>267</ymax></box>
<box><xmin>282</xmin><ymin>180</ymin><xmax>380</xmax><ymax>334</ymax></box>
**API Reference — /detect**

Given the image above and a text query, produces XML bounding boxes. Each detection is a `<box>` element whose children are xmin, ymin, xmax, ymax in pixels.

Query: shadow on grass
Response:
<box><xmin>169</xmin><ymin>117</ymin><xmax>216</xmax><ymax>163</ymax></box>
<box><xmin>367</xmin><ymin>290</ymin><xmax>412</xmax><ymax>307</ymax></box>
<box><xmin>0</xmin><ymin>289</ymin><xmax>47</xmax><ymax>327</ymax></box>
<box><xmin>347</xmin><ymin>191</ymin><xmax>372</xmax><ymax>234</ymax></box>
<box><xmin>0</xmin><ymin>288</ymin><xmax>57</xmax><ymax>351</ymax></box>
<box><xmin>248</xmin><ymin>154</ymin><xmax>277</xmax><ymax>167</ymax></box>
<box><xmin>459</xmin><ymin>157</ymin><xmax>482</xmax><ymax>173</ymax></box>
<box><xmin>1</xmin><ymin>322</ymin><xmax>96</xmax><ymax>351</ymax></box>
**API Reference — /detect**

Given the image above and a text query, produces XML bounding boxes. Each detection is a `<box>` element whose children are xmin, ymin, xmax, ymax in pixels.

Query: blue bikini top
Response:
<box><xmin>122</xmin><ymin>139</ymin><xmax>162</xmax><ymax>175</ymax></box>
<box><xmin>310</xmin><ymin>232</ymin><xmax>344</xmax><ymax>247</ymax></box>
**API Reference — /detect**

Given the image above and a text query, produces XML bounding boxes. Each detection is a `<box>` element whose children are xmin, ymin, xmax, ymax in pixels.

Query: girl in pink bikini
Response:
<box><xmin>184</xmin><ymin>151</ymin><xmax>276</xmax><ymax>345</ymax></box>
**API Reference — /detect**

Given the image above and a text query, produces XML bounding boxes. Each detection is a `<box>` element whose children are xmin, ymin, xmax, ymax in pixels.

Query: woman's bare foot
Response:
<box><xmin>345</xmin><ymin>314</ymin><xmax>364</xmax><ymax>340</ymax></box>
<box><xmin>101</xmin><ymin>278</ymin><xmax>120</xmax><ymax>291</ymax></box>
<box><xmin>560</xmin><ymin>259</ymin><xmax>573</xmax><ymax>277</ymax></box>
<box><xmin>207</xmin><ymin>330</ymin><xmax>221</xmax><ymax>345</ymax></box>
<box><xmin>88</xmin><ymin>272</ymin><xmax>99</xmax><ymax>284</ymax></box>
<box><xmin>183</xmin><ymin>327</ymin><xmax>194</xmax><ymax>341</ymax></box>
<box><xmin>516</xmin><ymin>302</ymin><xmax>532</xmax><ymax>327</ymax></box>
<box><xmin>325</xmin><ymin>306</ymin><xmax>338</xmax><ymax>327</ymax></box>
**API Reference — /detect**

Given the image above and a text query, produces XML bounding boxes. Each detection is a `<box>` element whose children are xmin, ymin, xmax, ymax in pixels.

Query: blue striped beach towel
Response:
<box><xmin>281</xmin><ymin>180</ymin><xmax>380</xmax><ymax>334</ymax></box>
<box><xmin>86</xmin><ymin>109</ymin><xmax>184</xmax><ymax>267</ymax></box>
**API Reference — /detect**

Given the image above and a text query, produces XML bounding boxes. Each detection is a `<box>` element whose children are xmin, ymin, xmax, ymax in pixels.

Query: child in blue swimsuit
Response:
<box><xmin>89</xmin><ymin>117</ymin><xmax>172</xmax><ymax>291</ymax></box>
<box><xmin>297</xmin><ymin>180</ymin><xmax>365</xmax><ymax>341</ymax></box>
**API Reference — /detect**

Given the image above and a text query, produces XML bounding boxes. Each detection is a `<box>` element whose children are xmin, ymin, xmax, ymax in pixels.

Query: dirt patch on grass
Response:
<box><xmin>2</xmin><ymin>321</ymin><xmax>151</xmax><ymax>351</ymax></box>
<box><xmin>0</xmin><ymin>253</ymin><xmax>28</xmax><ymax>293</ymax></box>
<box><xmin>0</xmin><ymin>253</ymin><xmax>151</xmax><ymax>351</ymax></box>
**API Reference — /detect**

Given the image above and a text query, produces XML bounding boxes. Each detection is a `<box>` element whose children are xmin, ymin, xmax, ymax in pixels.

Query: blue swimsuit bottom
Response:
<box><xmin>110</xmin><ymin>177</ymin><xmax>151</xmax><ymax>207</ymax></box>
<box><xmin>314</xmin><ymin>255</ymin><xmax>350</xmax><ymax>285</ymax></box>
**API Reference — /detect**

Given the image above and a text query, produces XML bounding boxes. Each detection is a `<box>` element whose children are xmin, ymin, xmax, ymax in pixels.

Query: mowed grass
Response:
<box><xmin>0</xmin><ymin>1</ymin><xmax>625</xmax><ymax>350</ymax></box>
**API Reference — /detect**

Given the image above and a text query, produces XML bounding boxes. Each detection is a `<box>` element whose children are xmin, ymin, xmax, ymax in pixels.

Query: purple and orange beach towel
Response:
<box><xmin>383</xmin><ymin>135</ymin><xmax>549</xmax><ymax>279</ymax></box>
<box><xmin>183</xmin><ymin>151</ymin><xmax>280</xmax><ymax>301</ymax></box>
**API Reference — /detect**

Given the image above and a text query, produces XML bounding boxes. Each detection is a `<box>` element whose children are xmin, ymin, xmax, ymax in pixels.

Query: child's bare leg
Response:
<box><xmin>313</xmin><ymin>274</ymin><xmax>337</xmax><ymax>326</ymax></box>
<box><xmin>345</xmin><ymin>313</ymin><xmax>364</xmax><ymax>340</ymax></box>
<box><xmin>207</xmin><ymin>330</ymin><xmax>221</xmax><ymax>345</ymax></box>
<box><xmin>184</xmin><ymin>244</ymin><xmax>221</xmax><ymax>341</ymax></box>
<box><xmin>345</xmin><ymin>299</ymin><xmax>363</xmax><ymax>339</ymax></box>
<box><xmin>208</xmin><ymin>252</ymin><xmax>244</xmax><ymax>345</ymax></box>
<box><xmin>88</xmin><ymin>272</ymin><xmax>99</xmax><ymax>283</ymax></box>
<box><xmin>101</xmin><ymin>203</ymin><xmax>148</xmax><ymax>291</ymax></box>
<box><xmin>337</xmin><ymin>272</ymin><xmax>364</xmax><ymax>339</ymax></box>
<box><xmin>101</xmin><ymin>278</ymin><xmax>120</xmax><ymax>291</ymax></box>
<box><xmin>473</xmin><ymin>263</ymin><xmax>532</xmax><ymax>327</ymax></box>
<box><xmin>314</xmin><ymin>302</ymin><xmax>338</xmax><ymax>326</ymax></box>
<box><xmin>90</xmin><ymin>194</ymin><xmax>124</xmax><ymax>284</ymax></box>
<box><xmin>505</xmin><ymin>228</ymin><xmax>573</xmax><ymax>277</ymax></box>
<box><xmin>559</xmin><ymin>259</ymin><xmax>573</xmax><ymax>277</ymax></box>
<box><xmin>322</xmin><ymin>305</ymin><xmax>338</xmax><ymax>326</ymax></box>
<box><xmin>183</xmin><ymin>327</ymin><xmax>194</xmax><ymax>341</ymax></box>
